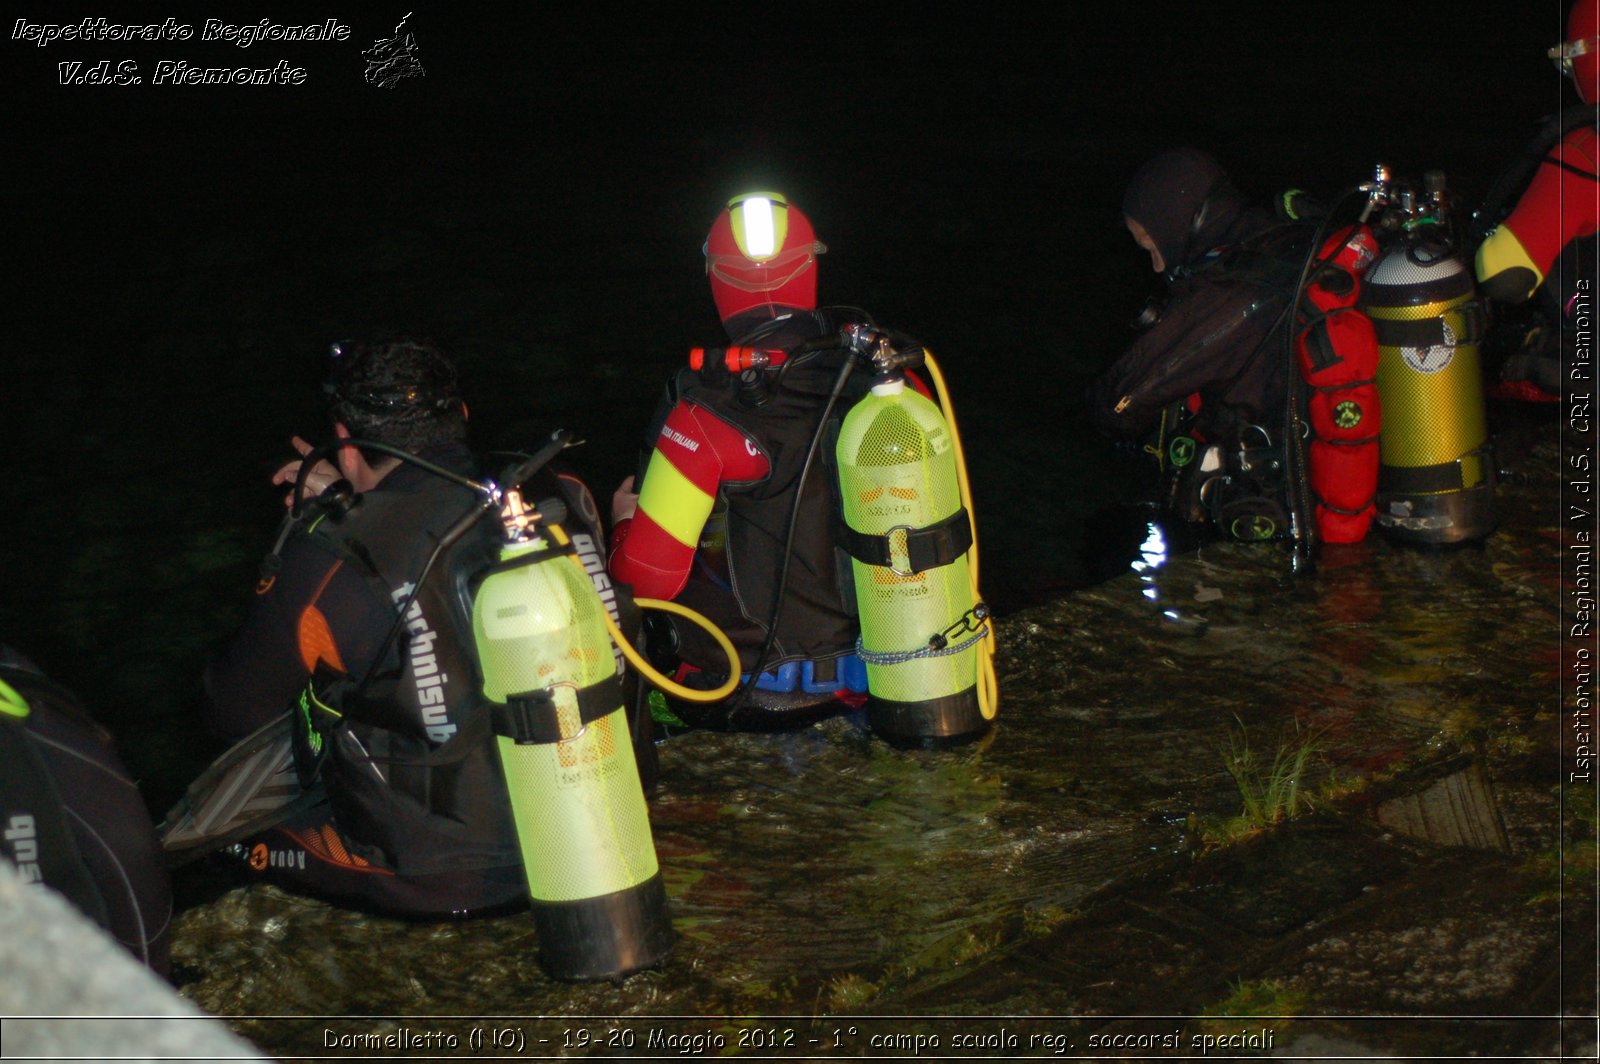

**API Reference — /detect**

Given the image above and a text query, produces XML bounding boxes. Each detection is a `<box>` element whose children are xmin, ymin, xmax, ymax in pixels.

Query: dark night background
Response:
<box><xmin>1</xmin><ymin>3</ymin><xmax>1567</xmax><ymax>799</ymax></box>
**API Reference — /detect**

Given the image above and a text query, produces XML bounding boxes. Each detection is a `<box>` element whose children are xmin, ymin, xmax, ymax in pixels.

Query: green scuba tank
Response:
<box><xmin>1360</xmin><ymin>171</ymin><xmax>1494</xmax><ymax>545</ymax></box>
<box><xmin>836</xmin><ymin>376</ymin><xmax>988</xmax><ymax>746</ymax></box>
<box><xmin>472</xmin><ymin>497</ymin><xmax>673</xmax><ymax>981</ymax></box>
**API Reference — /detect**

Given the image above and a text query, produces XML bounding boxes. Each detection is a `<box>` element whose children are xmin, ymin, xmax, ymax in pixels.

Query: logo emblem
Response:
<box><xmin>1333</xmin><ymin>400</ymin><xmax>1363</xmax><ymax>429</ymax></box>
<box><xmin>1168</xmin><ymin>436</ymin><xmax>1197</xmax><ymax>468</ymax></box>
<box><xmin>363</xmin><ymin>13</ymin><xmax>425</xmax><ymax>89</ymax></box>
<box><xmin>1401</xmin><ymin>319</ymin><xmax>1456</xmax><ymax>374</ymax></box>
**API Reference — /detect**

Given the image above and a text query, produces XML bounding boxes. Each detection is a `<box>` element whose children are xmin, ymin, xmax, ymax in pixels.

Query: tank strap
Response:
<box><xmin>494</xmin><ymin>675</ymin><xmax>623</xmax><ymax>745</ymax></box>
<box><xmin>838</xmin><ymin>506</ymin><xmax>973</xmax><ymax>575</ymax></box>
<box><xmin>480</xmin><ymin>542</ymin><xmax>575</xmax><ymax>576</ymax></box>
<box><xmin>1381</xmin><ymin>444</ymin><xmax>1494</xmax><ymax>494</ymax></box>
<box><xmin>1381</xmin><ymin>462</ymin><xmax>1465</xmax><ymax>493</ymax></box>
<box><xmin>1370</xmin><ymin>301</ymin><xmax>1485</xmax><ymax>347</ymax></box>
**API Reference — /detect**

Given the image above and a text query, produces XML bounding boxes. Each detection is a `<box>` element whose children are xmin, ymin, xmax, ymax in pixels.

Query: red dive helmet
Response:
<box><xmin>1552</xmin><ymin>0</ymin><xmax>1600</xmax><ymax>104</ymax></box>
<box><xmin>704</xmin><ymin>191</ymin><xmax>826</xmax><ymax>326</ymax></box>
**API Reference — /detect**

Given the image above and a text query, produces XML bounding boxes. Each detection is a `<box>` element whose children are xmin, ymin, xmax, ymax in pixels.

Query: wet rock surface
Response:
<box><xmin>154</xmin><ymin>423</ymin><xmax>1594</xmax><ymax>1061</ymax></box>
<box><xmin>0</xmin><ymin>861</ymin><xmax>267</xmax><ymax>1064</ymax></box>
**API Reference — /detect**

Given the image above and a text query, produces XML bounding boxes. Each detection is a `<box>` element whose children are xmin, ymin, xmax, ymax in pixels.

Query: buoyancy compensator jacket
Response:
<box><xmin>295</xmin><ymin>446</ymin><xmax>611</xmax><ymax>880</ymax></box>
<box><xmin>296</xmin><ymin>447</ymin><xmax>512</xmax><ymax>879</ymax></box>
<box><xmin>1091</xmin><ymin>220</ymin><xmax>1313</xmax><ymax>445</ymax></box>
<box><xmin>666</xmin><ymin>311</ymin><xmax>874</xmax><ymax>676</ymax></box>
<box><xmin>0</xmin><ymin>649</ymin><xmax>172</xmax><ymax>974</ymax></box>
<box><xmin>1091</xmin><ymin>211</ymin><xmax>1318</xmax><ymax>541</ymax></box>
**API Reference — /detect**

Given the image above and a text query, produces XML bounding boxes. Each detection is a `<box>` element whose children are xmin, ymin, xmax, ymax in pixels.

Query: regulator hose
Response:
<box><xmin>921</xmin><ymin>351</ymin><xmax>1000</xmax><ymax>722</ymax></box>
<box><xmin>544</xmin><ymin>525</ymin><xmax>742</xmax><ymax>704</ymax></box>
<box><xmin>731</xmin><ymin>348</ymin><xmax>860</xmax><ymax>712</ymax></box>
<box><xmin>287</xmin><ymin>435</ymin><xmax>502</xmax><ymax>699</ymax></box>
<box><xmin>289</xmin><ymin>437</ymin><xmax>492</xmax><ymax>513</ymax></box>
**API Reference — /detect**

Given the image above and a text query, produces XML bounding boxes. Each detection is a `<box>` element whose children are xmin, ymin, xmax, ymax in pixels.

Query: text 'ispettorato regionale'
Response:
<box><xmin>14</xmin><ymin>18</ymin><xmax>352</xmax><ymax>86</ymax></box>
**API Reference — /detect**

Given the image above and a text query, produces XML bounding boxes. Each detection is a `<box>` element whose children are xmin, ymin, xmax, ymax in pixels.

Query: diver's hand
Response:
<box><xmin>271</xmin><ymin>436</ymin><xmax>339</xmax><ymax>507</ymax></box>
<box><xmin>612</xmin><ymin>475</ymin><xmax>639</xmax><ymax>524</ymax></box>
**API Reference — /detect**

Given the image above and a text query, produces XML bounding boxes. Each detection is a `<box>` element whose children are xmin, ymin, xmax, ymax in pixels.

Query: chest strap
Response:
<box><xmin>493</xmin><ymin>674</ymin><xmax>623</xmax><ymax>745</ymax></box>
<box><xmin>1544</xmin><ymin>152</ymin><xmax>1600</xmax><ymax>182</ymax></box>
<box><xmin>839</xmin><ymin>506</ymin><xmax>973</xmax><ymax>575</ymax></box>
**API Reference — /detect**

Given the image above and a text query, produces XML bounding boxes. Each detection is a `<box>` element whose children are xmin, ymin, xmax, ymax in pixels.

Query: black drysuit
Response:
<box><xmin>1090</xmin><ymin>149</ymin><xmax>1307</xmax><ymax>445</ymax></box>
<box><xmin>202</xmin><ymin>442</ymin><xmax>619</xmax><ymax>917</ymax></box>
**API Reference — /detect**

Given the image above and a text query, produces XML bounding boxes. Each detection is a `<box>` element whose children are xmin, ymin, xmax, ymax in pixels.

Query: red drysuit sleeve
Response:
<box><xmin>609</xmin><ymin>399</ymin><xmax>768</xmax><ymax>600</ymax></box>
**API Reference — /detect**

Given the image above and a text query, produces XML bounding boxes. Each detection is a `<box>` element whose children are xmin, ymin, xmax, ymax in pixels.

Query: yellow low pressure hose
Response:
<box><xmin>0</xmin><ymin>676</ymin><xmax>30</xmax><ymax>719</ymax></box>
<box><xmin>547</xmin><ymin>524</ymin><xmax>742</xmax><ymax>703</ymax></box>
<box><xmin>623</xmin><ymin>598</ymin><xmax>742</xmax><ymax>703</ymax></box>
<box><xmin>922</xmin><ymin>352</ymin><xmax>1000</xmax><ymax>721</ymax></box>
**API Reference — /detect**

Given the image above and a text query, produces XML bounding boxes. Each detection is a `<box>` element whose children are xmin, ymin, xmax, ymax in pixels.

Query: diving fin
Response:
<box><xmin>158</xmin><ymin>714</ymin><xmax>314</xmax><ymax>866</ymax></box>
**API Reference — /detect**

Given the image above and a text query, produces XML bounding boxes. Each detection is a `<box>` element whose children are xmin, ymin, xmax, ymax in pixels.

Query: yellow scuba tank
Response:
<box><xmin>835</xmin><ymin>334</ymin><xmax>991</xmax><ymax>747</ymax></box>
<box><xmin>1359</xmin><ymin>170</ymin><xmax>1494</xmax><ymax>544</ymax></box>
<box><xmin>471</xmin><ymin>486</ymin><xmax>673</xmax><ymax>982</ymax></box>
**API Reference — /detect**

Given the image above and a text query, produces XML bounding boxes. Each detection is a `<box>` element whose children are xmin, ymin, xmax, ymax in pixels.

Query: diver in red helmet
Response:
<box><xmin>704</xmin><ymin>190</ymin><xmax>827</xmax><ymax>339</ymax></box>
<box><xmin>609</xmin><ymin>191</ymin><xmax>925</xmax><ymax>729</ymax></box>
<box><xmin>1474</xmin><ymin>0</ymin><xmax>1599</xmax><ymax>398</ymax></box>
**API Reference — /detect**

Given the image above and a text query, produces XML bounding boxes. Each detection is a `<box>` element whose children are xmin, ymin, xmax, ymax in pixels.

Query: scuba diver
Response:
<box><xmin>0</xmin><ymin>645</ymin><xmax>172</xmax><ymax>975</ymax></box>
<box><xmin>1089</xmin><ymin>148</ymin><xmax>1317</xmax><ymax>543</ymax></box>
<box><xmin>609</xmin><ymin>191</ymin><xmax>994</xmax><ymax>743</ymax></box>
<box><xmin>190</xmin><ymin>338</ymin><xmax>626</xmax><ymax>919</ymax></box>
<box><xmin>1473</xmin><ymin>0</ymin><xmax>1599</xmax><ymax>399</ymax></box>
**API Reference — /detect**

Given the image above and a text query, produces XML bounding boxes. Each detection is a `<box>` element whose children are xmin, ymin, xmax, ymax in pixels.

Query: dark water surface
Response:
<box><xmin>0</xmin><ymin>4</ymin><xmax>1560</xmax><ymax>784</ymax></box>
<box><xmin>165</xmin><ymin>419</ymin><xmax>1584</xmax><ymax>1061</ymax></box>
<box><xmin>3</xmin><ymin>6</ymin><xmax>1592</xmax><ymax>1061</ymax></box>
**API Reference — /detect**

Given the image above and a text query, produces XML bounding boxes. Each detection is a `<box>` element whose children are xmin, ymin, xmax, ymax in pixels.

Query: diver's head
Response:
<box><xmin>704</xmin><ymin>191</ymin><xmax>826</xmax><ymax>341</ymax></box>
<box><xmin>1552</xmin><ymin>0</ymin><xmax>1600</xmax><ymax>104</ymax></box>
<box><xmin>1122</xmin><ymin>148</ymin><xmax>1248</xmax><ymax>277</ymax></box>
<box><xmin>323</xmin><ymin>337</ymin><xmax>466</xmax><ymax>459</ymax></box>
<box><xmin>1126</xmin><ymin>217</ymin><xmax>1165</xmax><ymax>273</ymax></box>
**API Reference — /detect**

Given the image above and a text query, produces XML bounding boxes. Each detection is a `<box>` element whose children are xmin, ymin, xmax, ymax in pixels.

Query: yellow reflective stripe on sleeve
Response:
<box><xmin>637</xmin><ymin>449</ymin><xmax>715</xmax><ymax>549</ymax></box>
<box><xmin>1475</xmin><ymin>226</ymin><xmax>1544</xmax><ymax>300</ymax></box>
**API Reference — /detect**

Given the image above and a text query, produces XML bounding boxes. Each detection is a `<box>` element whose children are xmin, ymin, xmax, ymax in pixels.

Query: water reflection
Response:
<box><xmin>1132</xmin><ymin>520</ymin><xmax>1167</xmax><ymax>601</ymax></box>
<box><xmin>1123</xmin><ymin>517</ymin><xmax>1213</xmax><ymax>632</ymax></box>
<box><xmin>165</xmin><ymin>434</ymin><xmax>1567</xmax><ymax>1061</ymax></box>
